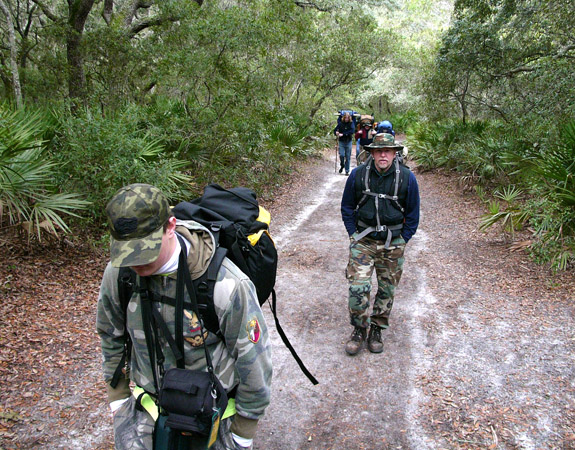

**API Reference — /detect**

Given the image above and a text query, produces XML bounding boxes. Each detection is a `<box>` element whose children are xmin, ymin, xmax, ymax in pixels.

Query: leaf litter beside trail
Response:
<box><xmin>408</xmin><ymin>166</ymin><xmax>575</xmax><ymax>450</ymax></box>
<box><xmin>0</xmin><ymin>243</ymin><xmax>113</xmax><ymax>449</ymax></box>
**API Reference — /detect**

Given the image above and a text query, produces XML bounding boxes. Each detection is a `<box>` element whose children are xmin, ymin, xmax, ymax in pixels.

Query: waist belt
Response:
<box><xmin>354</xmin><ymin>222</ymin><xmax>403</xmax><ymax>248</ymax></box>
<box><xmin>132</xmin><ymin>386</ymin><xmax>237</xmax><ymax>421</ymax></box>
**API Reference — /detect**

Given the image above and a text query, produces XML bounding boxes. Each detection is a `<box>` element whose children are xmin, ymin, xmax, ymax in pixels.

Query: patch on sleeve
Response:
<box><xmin>246</xmin><ymin>318</ymin><xmax>261</xmax><ymax>344</ymax></box>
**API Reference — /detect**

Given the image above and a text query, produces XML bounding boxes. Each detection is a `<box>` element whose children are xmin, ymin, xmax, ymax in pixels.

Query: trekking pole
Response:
<box><xmin>334</xmin><ymin>136</ymin><xmax>339</xmax><ymax>173</ymax></box>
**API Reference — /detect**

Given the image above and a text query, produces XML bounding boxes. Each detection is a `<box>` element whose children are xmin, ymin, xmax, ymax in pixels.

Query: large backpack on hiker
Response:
<box><xmin>112</xmin><ymin>184</ymin><xmax>318</xmax><ymax>388</ymax></box>
<box><xmin>173</xmin><ymin>184</ymin><xmax>277</xmax><ymax>305</ymax></box>
<box><xmin>336</xmin><ymin>109</ymin><xmax>360</xmax><ymax>129</ymax></box>
<box><xmin>376</xmin><ymin>120</ymin><xmax>395</xmax><ymax>136</ymax></box>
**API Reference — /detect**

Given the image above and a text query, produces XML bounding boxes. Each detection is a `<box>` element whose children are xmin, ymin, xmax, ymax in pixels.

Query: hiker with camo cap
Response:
<box><xmin>96</xmin><ymin>184</ymin><xmax>272</xmax><ymax>449</ymax></box>
<box><xmin>340</xmin><ymin>133</ymin><xmax>420</xmax><ymax>355</ymax></box>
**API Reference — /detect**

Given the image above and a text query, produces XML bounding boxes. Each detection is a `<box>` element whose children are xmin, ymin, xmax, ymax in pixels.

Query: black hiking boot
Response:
<box><xmin>367</xmin><ymin>324</ymin><xmax>383</xmax><ymax>353</ymax></box>
<box><xmin>345</xmin><ymin>327</ymin><xmax>367</xmax><ymax>355</ymax></box>
<box><xmin>339</xmin><ymin>157</ymin><xmax>344</xmax><ymax>173</ymax></box>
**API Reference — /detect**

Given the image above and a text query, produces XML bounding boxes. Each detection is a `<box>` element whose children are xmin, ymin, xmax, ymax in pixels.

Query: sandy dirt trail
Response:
<box><xmin>254</xmin><ymin>151</ymin><xmax>437</xmax><ymax>450</ymax></box>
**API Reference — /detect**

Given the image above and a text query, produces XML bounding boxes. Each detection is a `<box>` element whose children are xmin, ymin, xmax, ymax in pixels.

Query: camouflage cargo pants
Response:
<box><xmin>346</xmin><ymin>235</ymin><xmax>406</xmax><ymax>329</ymax></box>
<box><xmin>114</xmin><ymin>394</ymin><xmax>248</xmax><ymax>449</ymax></box>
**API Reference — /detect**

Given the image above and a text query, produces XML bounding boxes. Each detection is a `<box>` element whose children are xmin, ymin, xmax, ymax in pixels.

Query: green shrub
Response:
<box><xmin>51</xmin><ymin>110</ymin><xmax>192</xmax><ymax>226</ymax></box>
<box><xmin>479</xmin><ymin>186</ymin><xmax>530</xmax><ymax>239</ymax></box>
<box><xmin>388</xmin><ymin>111</ymin><xmax>419</xmax><ymax>134</ymax></box>
<box><xmin>0</xmin><ymin>104</ymin><xmax>89</xmax><ymax>240</ymax></box>
<box><xmin>525</xmin><ymin>197</ymin><xmax>575</xmax><ymax>271</ymax></box>
<box><xmin>409</xmin><ymin>117</ymin><xmax>575</xmax><ymax>270</ymax></box>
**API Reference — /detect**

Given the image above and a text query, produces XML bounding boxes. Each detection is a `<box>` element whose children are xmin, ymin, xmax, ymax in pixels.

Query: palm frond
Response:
<box><xmin>0</xmin><ymin>104</ymin><xmax>89</xmax><ymax>240</ymax></box>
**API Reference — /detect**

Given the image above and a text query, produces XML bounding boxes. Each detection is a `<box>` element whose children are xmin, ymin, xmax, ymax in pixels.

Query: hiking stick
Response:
<box><xmin>334</xmin><ymin>136</ymin><xmax>339</xmax><ymax>173</ymax></box>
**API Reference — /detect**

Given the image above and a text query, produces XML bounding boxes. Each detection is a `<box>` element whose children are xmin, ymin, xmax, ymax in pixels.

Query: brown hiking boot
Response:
<box><xmin>367</xmin><ymin>325</ymin><xmax>383</xmax><ymax>353</ymax></box>
<box><xmin>345</xmin><ymin>327</ymin><xmax>367</xmax><ymax>355</ymax></box>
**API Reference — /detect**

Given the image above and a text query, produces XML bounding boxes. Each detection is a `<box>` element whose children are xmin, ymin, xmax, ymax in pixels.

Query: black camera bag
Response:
<box><xmin>159</xmin><ymin>368</ymin><xmax>228</xmax><ymax>436</ymax></box>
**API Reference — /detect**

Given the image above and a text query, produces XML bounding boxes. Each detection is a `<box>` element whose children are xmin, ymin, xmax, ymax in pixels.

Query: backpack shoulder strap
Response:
<box><xmin>192</xmin><ymin>246</ymin><xmax>228</xmax><ymax>339</ymax></box>
<box><xmin>354</xmin><ymin>157</ymin><xmax>372</xmax><ymax>210</ymax></box>
<box><xmin>118</xmin><ymin>267</ymin><xmax>136</xmax><ymax>310</ymax></box>
<box><xmin>392</xmin><ymin>156</ymin><xmax>404</xmax><ymax>213</ymax></box>
<box><xmin>110</xmin><ymin>267</ymin><xmax>136</xmax><ymax>389</ymax></box>
<box><xmin>268</xmin><ymin>289</ymin><xmax>318</xmax><ymax>385</ymax></box>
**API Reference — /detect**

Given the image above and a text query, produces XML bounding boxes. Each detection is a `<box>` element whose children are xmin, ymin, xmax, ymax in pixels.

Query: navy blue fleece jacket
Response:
<box><xmin>340</xmin><ymin>165</ymin><xmax>420</xmax><ymax>242</ymax></box>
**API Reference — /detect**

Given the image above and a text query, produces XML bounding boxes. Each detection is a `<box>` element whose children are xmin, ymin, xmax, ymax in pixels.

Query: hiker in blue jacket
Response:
<box><xmin>334</xmin><ymin>112</ymin><xmax>355</xmax><ymax>175</ymax></box>
<box><xmin>340</xmin><ymin>133</ymin><xmax>420</xmax><ymax>355</ymax></box>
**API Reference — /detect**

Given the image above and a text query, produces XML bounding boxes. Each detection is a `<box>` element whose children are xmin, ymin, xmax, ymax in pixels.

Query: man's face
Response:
<box><xmin>371</xmin><ymin>147</ymin><xmax>396</xmax><ymax>172</ymax></box>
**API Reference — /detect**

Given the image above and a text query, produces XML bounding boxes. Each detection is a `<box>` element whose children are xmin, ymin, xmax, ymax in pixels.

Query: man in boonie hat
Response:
<box><xmin>340</xmin><ymin>133</ymin><xmax>420</xmax><ymax>356</ymax></box>
<box><xmin>97</xmin><ymin>183</ymin><xmax>272</xmax><ymax>450</ymax></box>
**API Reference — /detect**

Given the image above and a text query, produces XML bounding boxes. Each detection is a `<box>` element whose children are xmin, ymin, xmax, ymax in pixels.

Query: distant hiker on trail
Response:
<box><xmin>340</xmin><ymin>133</ymin><xmax>420</xmax><ymax>355</ymax></box>
<box><xmin>96</xmin><ymin>183</ymin><xmax>272</xmax><ymax>450</ymax></box>
<box><xmin>334</xmin><ymin>112</ymin><xmax>355</xmax><ymax>175</ymax></box>
<box><xmin>355</xmin><ymin>119</ymin><xmax>377</xmax><ymax>164</ymax></box>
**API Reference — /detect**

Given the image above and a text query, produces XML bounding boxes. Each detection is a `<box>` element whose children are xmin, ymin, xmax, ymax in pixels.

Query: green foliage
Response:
<box><xmin>479</xmin><ymin>186</ymin><xmax>530</xmax><ymax>238</ymax></box>
<box><xmin>523</xmin><ymin>197</ymin><xmax>575</xmax><ymax>271</ymax></box>
<box><xmin>534</xmin><ymin>122</ymin><xmax>575</xmax><ymax>210</ymax></box>
<box><xmin>268</xmin><ymin>123</ymin><xmax>309</xmax><ymax>155</ymax></box>
<box><xmin>407</xmin><ymin>120</ymin><xmax>507</xmax><ymax>185</ymax></box>
<box><xmin>422</xmin><ymin>0</ymin><xmax>575</xmax><ymax>127</ymax></box>
<box><xmin>46</xmin><ymin>97</ymin><xmax>324</xmax><ymax>227</ymax></box>
<box><xmin>388</xmin><ymin>111</ymin><xmax>420</xmax><ymax>134</ymax></box>
<box><xmin>427</xmin><ymin>121</ymin><xmax>511</xmax><ymax>186</ymax></box>
<box><xmin>51</xmin><ymin>109</ymin><xmax>193</xmax><ymax>226</ymax></box>
<box><xmin>411</xmin><ymin>117</ymin><xmax>575</xmax><ymax>270</ymax></box>
<box><xmin>0</xmin><ymin>104</ymin><xmax>89</xmax><ymax>240</ymax></box>
<box><xmin>508</xmin><ymin>121</ymin><xmax>575</xmax><ymax>269</ymax></box>
<box><xmin>416</xmin><ymin>0</ymin><xmax>575</xmax><ymax>270</ymax></box>
<box><xmin>406</xmin><ymin>122</ymin><xmax>448</xmax><ymax>170</ymax></box>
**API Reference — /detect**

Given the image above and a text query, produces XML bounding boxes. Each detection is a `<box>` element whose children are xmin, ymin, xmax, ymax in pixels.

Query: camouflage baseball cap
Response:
<box><xmin>365</xmin><ymin>132</ymin><xmax>404</xmax><ymax>150</ymax></box>
<box><xmin>105</xmin><ymin>184</ymin><xmax>171</xmax><ymax>268</ymax></box>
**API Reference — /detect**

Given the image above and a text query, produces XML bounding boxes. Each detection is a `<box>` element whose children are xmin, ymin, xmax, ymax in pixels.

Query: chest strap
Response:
<box><xmin>354</xmin><ymin>155</ymin><xmax>405</xmax><ymax>248</ymax></box>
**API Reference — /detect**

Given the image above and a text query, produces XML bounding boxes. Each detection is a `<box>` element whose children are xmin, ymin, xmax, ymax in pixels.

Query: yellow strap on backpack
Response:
<box><xmin>247</xmin><ymin>207</ymin><xmax>274</xmax><ymax>247</ymax></box>
<box><xmin>132</xmin><ymin>386</ymin><xmax>237</xmax><ymax>422</ymax></box>
<box><xmin>222</xmin><ymin>398</ymin><xmax>236</xmax><ymax>420</ymax></box>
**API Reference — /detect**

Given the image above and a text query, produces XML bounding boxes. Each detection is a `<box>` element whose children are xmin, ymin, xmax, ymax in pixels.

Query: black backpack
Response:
<box><xmin>173</xmin><ymin>184</ymin><xmax>277</xmax><ymax>305</ymax></box>
<box><xmin>111</xmin><ymin>184</ymin><xmax>318</xmax><ymax>388</ymax></box>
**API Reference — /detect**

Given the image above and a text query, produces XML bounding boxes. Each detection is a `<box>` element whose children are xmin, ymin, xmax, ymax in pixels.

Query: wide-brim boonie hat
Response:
<box><xmin>365</xmin><ymin>132</ymin><xmax>404</xmax><ymax>150</ymax></box>
<box><xmin>105</xmin><ymin>184</ymin><xmax>171</xmax><ymax>268</ymax></box>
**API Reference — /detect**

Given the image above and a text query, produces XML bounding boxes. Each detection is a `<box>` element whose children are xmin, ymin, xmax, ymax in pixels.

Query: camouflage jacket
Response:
<box><xmin>96</xmin><ymin>220</ymin><xmax>273</xmax><ymax>438</ymax></box>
